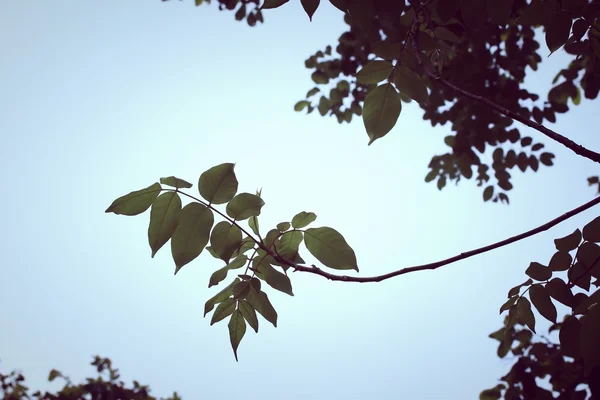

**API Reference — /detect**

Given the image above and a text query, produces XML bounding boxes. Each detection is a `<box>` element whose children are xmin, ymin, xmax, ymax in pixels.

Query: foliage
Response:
<box><xmin>0</xmin><ymin>356</ymin><xmax>181</xmax><ymax>400</ymax></box>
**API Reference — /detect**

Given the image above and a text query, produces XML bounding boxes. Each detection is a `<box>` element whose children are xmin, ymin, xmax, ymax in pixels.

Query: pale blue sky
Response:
<box><xmin>1</xmin><ymin>1</ymin><xmax>599</xmax><ymax>398</ymax></box>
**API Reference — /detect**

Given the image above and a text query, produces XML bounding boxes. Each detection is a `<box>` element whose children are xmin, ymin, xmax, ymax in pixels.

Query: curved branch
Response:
<box><xmin>276</xmin><ymin>195</ymin><xmax>600</xmax><ymax>283</ymax></box>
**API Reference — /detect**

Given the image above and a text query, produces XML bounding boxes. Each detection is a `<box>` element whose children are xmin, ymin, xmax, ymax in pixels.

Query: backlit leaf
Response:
<box><xmin>580</xmin><ymin>304</ymin><xmax>600</xmax><ymax>375</ymax></box>
<box><xmin>277</xmin><ymin>222</ymin><xmax>291</xmax><ymax>231</ymax></box>
<box><xmin>239</xmin><ymin>300</ymin><xmax>259</xmax><ymax>333</ymax></box>
<box><xmin>486</xmin><ymin>0</ymin><xmax>513</xmax><ymax>25</ymax></box>
<box><xmin>248</xmin><ymin>216</ymin><xmax>260</xmax><ymax>236</ymax></box>
<box><xmin>301</xmin><ymin>0</ymin><xmax>320</xmax><ymax>21</ymax></box>
<box><xmin>171</xmin><ymin>203</ymin><xmax>214</xmax><ymax>273</ymax></box>
<box><xmin>549</xmin><ymin>251</ymin><xmax>572</xmax><ymax>271</ymax></box>
<box><xmin>508</xmin><ymin>278</ymin><xmax>533</xmax><ymax>297</ymax></box>
<box><xmin>545</xmin><ymin>11</ymin><xmax>572</xmax><ymax>53</ymax></box>
<box><xmin>529</xmin><ymin>284</ymin><xmax>557</xmax><ymax>323</ymax></box>
<box><xmin>517</xmin><ymin>297</ymin><xmax>536</xmax><ymax>333</ymax></box>
<box><xmin>560</xmin><ymin>315</ymin><xmax>581</xmax><ymax>358</ymax></box>
<box><xmin>210</xmin><ymin>298</ymin><xmax>236</xmax><ymax>325</ymax></box>
<box><xmin>233</xmin><ymin>281</ymin><xmax>251</xmax><ymax>299</ymax></box>
<box><xmin>577</xmin><ymin>241</ymin><xmax>600</xmax><ymax>278</ymax></box>
<box><xmin>525</xmin><ymin>262</ymin><xmax>552</xmax><ymax>281</ymax></box>
<box><xmin>363</xmin><ymin>83</ymin><xmax>401</xmax><ymax>145</ymax></box>
<box><xmin>198</xmin><ymin>163</ymin><xmax>238</xmax><ymax>204</ymax></box>
<box><xmin>261</xmin><ymin>264</ymin><xmax>294</xmax><ymax>296</ymax></box>
<box><xmin>208</xmin><ymin>256</ymin><xmax>247</xmax><ymax>288</ymax></box>
<box><xmin>356</xmin><ymin>60</ymin><xmax>393</xmax><ymax>84</ymax></box>
<box><xmin>305</xmin><ymin>227</ymin><xmax>359</xmax><ymax>271</ymax></box>
<box><xmin>483</xmin><ymin>186</ymin><xmax>494</xmax><ymax>202</ymax></box>
<box><xmin>210</xmin><ymin>221</ymin><xmax>243</xmax><ymax>263</ymax></box>
<box><xmin>105</xmin><ymin>183</ymin><xmax>161</xmax><ymax>216</ymax></box>
<box><xmin>148</xmin><ymin>192</ymin><xmax>181</xmax><ymax>257</ymax></box>
<box><xmin>583</xmin><ymin>216</ymin><xmax>600</xmax><ymax>242</ymax></box>
<box><xmin>554</xmin><ymin>228</ymin><xmax>582</xmax><ymax>251</ymax></box>
<box><xmin>292</xmin><ymin>211</ymin><xmax>317</xmax><ymax>228</ymax></box>
<box><xmin>204</xmin><ymin>278</ymin><xmax>239</xmax><ymax>317</ymax></box>
<box><xmin>246</xmin><ymin>290</ymin><xmax>278</xmax><ymax>327</ymax></box>
<box><xmin>499</xmin><ymin>296</ymin><xmax>518</xmax><ymax>314</ymax></box>
<box><xmin>160</xmin><ymin>176</ymin><xmax>192</xmax><ymax>189</ymax></box>
<box><xmin>261</xmin><ymin>0</ymin><xmax>289</xmax><ymax>9</ymax></box>
<box><xmin>546</xmin><ymin>278</ymin><xmax>574</xmax><ymax>307</ymax></box>
<box><xmin>276</xmin><ymin>230</ymin><xmax>303</xmax><ymax>263</ymax></box>
<box><xmin>226</xmin><ymin>193</ymin><xmax>265</xmax><ymax>220</ymax></box>
<box><xmin>228</xmin><ymin>309</ymin><xmax>246</xmax><ymax>361</ymax></box>
<box><xmin>393</xmin><ymin>66</ymin><xmax>428</xmax><ymax>104</ymax></box>
<box><xmin>294</xmin><ymin>101</ymin><xmax>310</xmax><ymax>112</ymax></box>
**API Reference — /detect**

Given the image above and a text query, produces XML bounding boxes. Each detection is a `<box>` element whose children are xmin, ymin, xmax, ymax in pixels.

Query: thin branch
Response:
<box><xmin>407</xmin><ymin>17</ymin><xmax>600</xmax><ymax>165</ymax></box>
<box><xmin>274</xmin><ymin>195</ymin><xmax>600</xmax><ymax>283</ymax></box>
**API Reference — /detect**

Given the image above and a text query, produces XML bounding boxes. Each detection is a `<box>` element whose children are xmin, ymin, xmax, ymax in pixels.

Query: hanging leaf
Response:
<box><xmin>250</xmin><ymin>277</ymin><xmax>261</xmax><ymax>292</ymax></box>
<box><xmin>580</xmin><ymin>304</ymin><xmax>600</xmax><ymax>375</ymax></box>
<box><xmin>148</xmin><ymin>192</ymin><xmax>181</xmax><ymax>257</ymax></box>
<box><xmin>228</xmin><ymin>309</ymin><xmax>247</xmax><ymax>361</ymax></box>
<box><xmin>301</xmin><ymin>0</ymin><xmax>320</xmax><ymax>20</ymax></box>
<box><xmin>546</xmin><ymin>278</ymin><xmax>574</xmax><ymax>307</ymax></box>
<box><xmin>210</xmin><ymin>298</ymin><xmax>236</xmax><ymax>325</ymax></box>
<box><xmin>210</xmin><ymin>222</ymin><xmax>243</xmax><ymax>262</ymax></box>
<box><xmin>226</xmin><ymin>193</ymin><xmax>265</xmax><ymax>221</ymax></box>
<box><xmin>105</xmin><ymin>183</ymin><xmax>162</xmax><ymax>216</ymax></box>
<box><xmin>233</xmin><ymin>281</ymin><xmax>251</xmax><ymax>299</ymax></box>
<box><xmin>573</xmin><ymin>290</ymin><xmax>600</xmax><ymax>314</ymax></box>
<box><xmin>248</xmin><ymin>216</ymin><xmax>260</xmax><ymax>237</ymax></box>
<box><xmin>499</xmin><ymin>296</ymin><xmax>518</xmax><ymax>314</ymax></box>
<box><xmin>363</xmin><ymin>83</ymin><xmax>402</xmax><ymax>145</ymax></box>
<box><xmin>483</xmin><ymin>186</ymin><xmax>494</xmax><ymax>201</ymax></box>
<box><xmin>525</xmin><ymin>262</ymin><xmax>552</xmax><ymax>281</ymax></box>
<box><xmin>198</xmin><ymin>163</ymin><xmax>238</xmax><ymax>204</ymax></box>
<box><xmin>208</xmin><ymin>256</ymin><xmax>247</xmax><ymax>288</ymax></box>
<box><xmin>246</xmin><ymin>290</ymin><xmax>278</xmax><ymax>327</ymax></box>
<box><xmin>291</xmin><ymin>211</ymin><xmax>317</xmax><ymax>228</ymax></box>
<box><xmin>508</xmin><ymin>278</ymin><xmax>533</xmax><ymax>297</ymax></box>
<box><xmin>529</xmin><ymin>284</ymin><xmax>557</xmax><ymax>323</ymax></box>
<box><xmin>554</xmin><ymin>228</ymin><xmax>582</xmax><ymax>251</ymax></box>
<box><xmin>356</xmin><ymin>60</ymin><xmax>394</xmax><ymax>84</ymax></box>
<box><xmin>548</xmin><ymin>251</ymin><xmax>572</xmax><ymax>271</ymax></box>
<box><xmin>260</xmin><ymin>0</ymin><xmax>289</xmax><ymax>9</ymax></box>
<box><xmin>577</xmin><ymin>241</ymin><xmax>600</xmax><ymax>278</ymax></box>
<box><xmin>583</xmin><ymin>216</ymin><xmax>600</xmax><ymax>242</ymax></box>
<box><xmin>261</xmin><ymin>264</ymin><xmax>294</xmax><ymax>296</ymax></box>
<box><xmin>393</xmin><ymin>66</ymin><xmax>428</xmax><ymax>104</ymax></box>
<box><xmin>304</xmin><ymin>227</ymin><xmax>359</xmax><ymax>271</ymax></box>
<box><xmin>160</xmin><ymin>176</ymin><xmax>192</xmax><ymax>189</ymax></box>
<box><xmin>545</xmin><ymin>11</ymin><xmax>572</xmax><ymax>53</ymax></box>
<box><xmin>171</xmin><ymin>203</ymin><xmax>214</xmax><ymax>273</ymax></box>
<box><xmin>239</xmin><ymin>300</ymin><xmax>259</xmax><ymax>333</ymax></box>
<box><xmin>204</xmin><ymin>278</ymin><xmax>239</xmax><ymax>317</ymax></box>
<box><xmin>517</xmin><ymin>297</ymin><xmax>536</xmax><ymax>333</ymax></box>
<box><xmin>560</xmin><ymin>315</ymin><xmax>582</xmax><ymax>358</ymax></box>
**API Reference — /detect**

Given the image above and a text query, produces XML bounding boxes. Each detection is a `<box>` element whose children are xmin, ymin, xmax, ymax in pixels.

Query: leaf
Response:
<box><xmin>356</xmin><ymin>60</ymin><xmax>394</xmax><ymax>84</ymax></box>
<box><xmin>583</xmin><ymin>216</ymin><xmax>600</xmax><ymax>242</ymax></box>
<box><xmin>329</xmin><ymin>0</ymin><xmax>348</xmax><ymax>12</ymax></box>
<box><xmin>210</xmin><ymin>221</ymin><xmax>243</xmax><ymax>262</ymax></box>
<box><xmin>306</xmin><ymin>87</ymin><xmax>320</xmax><ymax>97</ymax></box>
<box><xmin>517</xmin><ymin>297</ymin><xmax>536</xmax><ymax>333</ymax></box>
<box><xmin>148</xmin><ymin>192</ymin><xmax>182</xmax><ymax>257</ymax></box>
<box><xmin>546</xmin><ymin>278</ymin><xmax>574</xmax><ymax>307</ymax></box>
<box><xmin>250</xmin><ymin>277</ymin><xmax>261</xmax><ymax>292</ymax></box>
<box><xmin>529</xmin><ymin>284</ymin><xmax>557</xmax><ymax>323</ymax></box>
<box><xmin>239</xmin><ymin>300</ymin><xmax>259</xmax><ymax>333</ymax></box>
<box><xmin>483</xmin><ymin>186</ymin><xmax>494</xmax><ymax>201</ymax></box>
<box><xmin>545</xmin><ymin>11</ymin><xmax>572</xmax><ymax>53</ymax></box>
<box><xmin>233</xmin><ymin>281</ymin><xmax>251</xmax><ymax>299</ymax></box>
<box><xmin>540</xmin><ymin>152</ymin><xmax>555</xmax><ymax>166</ymax></box>
<box><xmin>226</xmin><ymin>193</ymin><xmax>265</xmax><ymax>221</ymax></box>
<box><xmin>277</xmin><ymin>222</ymin><xmax>291</xmax><ymax>231</ymax></box>
<box><xmin>554</xmin><ymin>228</ymin><xmax>582</xmax><ymax>251</ymax></box>
<box><xmin>560</xmin><ymin>315</ymin><xmax>582</xmax><ymax>358</ymax></box>
<box><xmin>305</xmin><ymin>227</ymin><xmax>359</xmax><ymax>271</ymax></box>
<box><xmin>210</xmin><ymin>298</ymin><xmax>236</xmax><ymax>325</ymax></box>
<box><xmin>569</xmin><ymin>262</ymin><xmax>591</xmax><ymax>290</ymax></box>
<box><xmin>160</xmin><ymin>176</ymin><xmax>192</xmax><ymax>189</ymax></box>
<box><xmin>434</xmin><ymin>27</ymin><xmax>461</xmax><ymax>43</ymax></box>
<box><xmin>248</xmin><ymin>216</ymin><xmax>260</xmax><ymax>237</ymax></box>
<box><xmin>549</xmin><ymin>251</ymin><xmax>572</xmax><ymax>271</ymax></box>
<box><xmin>525</xmin><ymin>262</ymin><xmax>552</xmax><ymax>281</ymax></box>
<box><xmin>204</xmin><ymin>279</ymin><xmax>239</xmax><ymax>317</ymax></box>
<box><xmin>246</xmin><ymin>290</ymin><xmax>278</xmax><ymax>327</ymax></box>
<box><xmin>105</xmin><ymin>183</ymin><xmax>162</xmax><ymax>216</ymax></box>
<box><xmin>486</xmin><ymin>0</ymin><xmax>513</xmax><ymax>25</ymax></box>
<box><xmin>517</xmin><ymin>0</ymin><xmax>558</xmax><ymax>25</ymax></box>
<box><xmin>198</xmin><ymin>163</ymin><xmax>238</xmax><ymax>205</ymax></box>
<box><xmin>460</xmin><ymin>0</ymin><xmax>486</xmax><ymax>30</ymax></box>
<box><xmin>573</xmin><ymin>289</ymin><xmax>600</xmax><ymax>314</ymax></box>
<box><xmin>276</xmin><ymin>230</ymin><xmax>303</xmax><ymax>263</ymax></box>
<box><xmin>291</xmin><ymin>211</ymin><xmax>317</xmax><ymax>228</ymax></box>
<box><xmin>499</xmin><ymin>296</ymin><xmax>518</xmax><ymax>314</ymax></box>
<box><xmin>208</xmin><ymin>256</ymin><xmax>247</xmax><ymax>288</ymax></box>
<box><xmin>580</xmin><ymin>303</ymin><xmax>600</xmax><ymax>375</ymax></box>
<box><xmin>261</xmin><ymin>264</ymin><xmax>294</xmax><ymax>296</ymax></box>
<box><xmin>228</xmin><ymin>309</ymin><xmax>246</xmax><ymax>361</ymax></box>
<box><xmin>294</xmin><ymin>101</ymin><xmax>310</xmax><ymax>112</ymax></box>
<box><xmin>301</xmin><ymin>0</ymin><xmax>320</xmax><ymax>20</ymax></box>
<box><xmin>363</xmin><ymin>83</ymin><xmax>402</xmax><ymax>145</ymax></box>
<box><xmin>171</xmin><ymin>203</ymin><xmax>214</xmax><ymax>273</ymax></box>
<box><xmin>508</xmin><ymin>278</ymin><xmax>533</xmax><ymax>297</ymax></box>
<box><xmin>436</xmin><ymin>0</ymin><xmax>459</xmax><ymax>22</ymax></box>
<box><xmin>261</xmin><ymin>0</ymin><xmax>289</xmax><ymax>9</ymax></box>
<box><xmin>577</xmin><ymin>241</ymin><xmax>600</xmax><ymax>278</ymax></box>
<box><xmin>393</xmin><ymin>66</ymin><xmax>428</xmax><ymax>104</ymax></box>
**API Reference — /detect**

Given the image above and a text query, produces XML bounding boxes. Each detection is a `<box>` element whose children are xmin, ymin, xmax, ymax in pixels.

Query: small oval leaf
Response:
<box><xmin>198</xmin><ymin>163</ymin><xmax>238</xmax><ymax>204</ymax></box>
<box><xmin>356</xmin><ymin>60</ymin><xmax>394</xmax><ymax>84</ymax></box>
<box><xmin>105</xmin><ymin>183</ymin><xmax>162</xmax><ymax>216</ymax></box>
<box><xmin>583</xmin><ymin>216</ymin><xmax>600</xmax><ymax>242</ymax></box>
<box><xmin>304</xmin><ymin>227</ymin><xmax>359</xmax><ymax>271</ymax></box>
<box><xmin>291</xmin><ymin>211</ymin><xmax>317</xmax><ymax>228</ymax></box>
<box><xmin>210</xmin><ymin>298</ymin><xmax>236</xmax><ymax>325</ymax></box>
<box><xmin>554</xmin><ymin>228</ymin><xmax>582</xmax><ymax>251</ymax></box>
<box><xmin>160</xmin><ymin>176</ymin><xmax>192</xmax><ymax>189</ymax></box>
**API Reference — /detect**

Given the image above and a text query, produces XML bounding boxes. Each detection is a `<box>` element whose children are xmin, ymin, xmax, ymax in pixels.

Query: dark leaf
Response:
<box><xmin>228</xmin><ymin>309</ymin><xmax>246</xmax><ymax>361</ymax></box>
<box><xmin>546</xmin><ymin>278</ymin><xmax>574</xmax><ymax>307</ymax></box>
<box><xmin>226</xmin><ymin>193</ymin><xmax>265</xmax><ymax>221</ymax></box>
<box><xmin>239</xmin><ymin>300</ymin><xmax>259</xmax><ymax>333</ymax></box>
<box><xmin>160</xmin><ymin>176</ymin><xmax>192</xmax><ymax>189</ymax></box>
<box><xmin>356</xmin><ymin>60</ymin><xmax>393</xmax><ymax>84</ymax></box>
<box><xmin>529</xmin><ymin>284</ymin><xmax>557</xmax><ymax>323</ymax></box>
<box><xmin>171</xmin><ymin>203</ymin><xmax>214</xmax><ymax>273</ymax></box>
<box><xmin>305</xmin><ymin>227</ymin><xmax>359</xmax><ymax>271</ymax></box>
<box><xmin>363</xmin><ymin>83</ymin><xmax>402</xmax><ymax>145</ymax></box>
<box><xmin>554</xmin><ymin>228</ymin><xmax>582</xmax><ymax>251</ymax></box>
<box><xmin>198</xmin><ymin>163</ymin><xmax>238</xmax><ymax>204</ymax></box>
<box><xmin>148</xmin><ymin>192</ymin><xmax>182</xmax><ymax>257</ymax></box>
<box><xmin>246</xmin><ymin>290</ymin><xmax>278</xmax><ymax>327</ymax></box>
<box><xmin>210</xmin><ymin>298</ymin><xmax>236</xmax><ymax>325</ymax></box>
<box><xmin>105</xmin><ymin>183</ymin><xmax>161</xmax><ymax>216</ymax></box>
<box><xmin>525</xmin><ymin>262</ymin><xmax>552</xmax><ymax>281</ymax></box>
<box><xmin>583</xmin><ymin>216</ymin><xmax>600</xmax><ymax>242</ymax></box>
<box><xmin>301</xmin><ymin>0</ymin><xmax>320</xmax><ymax>21</ymax></box>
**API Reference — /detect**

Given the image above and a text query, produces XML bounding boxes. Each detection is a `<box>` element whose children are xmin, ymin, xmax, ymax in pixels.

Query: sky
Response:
<box><xmin>0</xmin><ymin>1</ymin><xmax>599</xmax><ymax>399</ymax></box>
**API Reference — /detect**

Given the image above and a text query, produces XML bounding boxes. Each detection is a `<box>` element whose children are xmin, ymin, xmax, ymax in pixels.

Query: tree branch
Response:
<box><xmin>275</xmin><ymin>195</ymin><xmax>600</xmax><ymax>283</ymax></box>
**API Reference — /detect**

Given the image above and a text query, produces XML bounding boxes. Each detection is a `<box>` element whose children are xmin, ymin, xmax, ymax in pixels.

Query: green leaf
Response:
<box><xmin>393</xmin><ymin>66</ymin><xmax>428</xmax><ymax>104</ymax></box>
<box><xmin>277</xmin><ymin>222</ymin><xmax>291</xmax><ymax>231</ymax></box>
<box><xmin>262</xmin><ymin>264</ymin><xmax>294</xmax><ymax>296</ymax></box>
<box><xmin>208</xmin><ymin>256</ymin><xmax>247</xmax><ymax>288</ymax></box>
<box><xmin>546</xmin><ymin>278</ymin><xmax>574</xmax><ymax>307</ymax></box>
<box><xmin>198</xmin><ymin>163</ymin><xmax>238</xmax><ymax>205</ymax></box>
<box><xmin>171</xmin><ymin>203</ymin><xmax>214</xmax><ymax>273</ymax></box>
<box><xmin>499</xmin><ymin>296</ymin><xmax>518</xmax><ymax>314</ymax></box>
<box><xmin>301</xmin><ymin>0</ymin><xmax>320</xmax><ymax>20</ymax></box>
<box><xmin>210</xmin><ymin>298</ymin><xmax>236</xmax><ymax>325</ymax></box>
<box><xmin>228</xmin><ymin>309</ymin><xmax>246</xmax><ymax>361</ymax></box>
<box><xmin>291</xmin><ymin>211</ymin><xmax>317</xmax><ymax>228</ymax></box>
<box><xmin>246</xmin><ymin>290</ymin><xmax>278</xmax><ymax>327</ymax></box>
<box><xmin>233</xmin><ymin>281</ymin><xmax>251</xmax><ymax>299</ymax></box>
<box><xmin>250</xmin><ymin>277</ymin><xmax>261</xmax><ymax>292</ymax></box>
<box><xmin>261</xmin><ymin>0</ymin><xmax>289</xmax><ymax>9</ymax></box>
<box><xmin>580</xmin><ymin>303</ymin><xmax>600</xmax><ymax>375</ymax></box>
<box><xmin>105</xmin><ymin>183</ymin><xmax>162</xmax><ymax>216</ymax></box>
<box><xmin>549</xmin><ymin>251</ymin><xmax>572</xmax><ymax>271</ymax></box>
<box><xmin>363</xmin><ymin>83</ymin><xmax>402</xmax><ymax>145</ymax></box>
<box><xmin>306</xmin><ymin>87</ymin><xmax>320</xmax><ymax>97</ymax></box>
<box><xmin>483</xmin><ymin>186</ymin><xmax>494</xmax><ymax>202</ymax></box>
<box><xmin>210</xmin><ymin>221</ymin><xmax>243</xmax><ymax>262</ymax></box>
<box><xmin>160</xmin><ymin>176</ymin><xmax>192</xmax><ymax>189</ymax></box>
<box><xmin>356</xmin><ymin>60</ymin><xmax>394</xmax><ymax>84</ymax></box>
<box><xmin>508</xmin><ymin>278</ymin><xmax>533</xmax><ymax>297</ymax></box>
<box><xmin>560</xmin><ymin>315</ymin><xmax>582</xmax><ymax>358</ymax></box>
<box><xmin>425</xmin><ymin>170</ymin><xmax>437</xmax><ymax>183</ymax></box>
<box><xmin>239</xmin><ymin>300</ymin><xmax>259</xmax><ymax>333</ymax></box>
<box><xmin>529</xmin><ymin>284</ymin><xmax>557</xmax><ymax>323</ymax></box>
<box><xmin>294</xmin><ymin>101</ymin><xmax>310</xmax><ymax>112</ymax></box>
<box><xmin>226</xmin><ymin>193</ymin><xmax>265</xmax><ymax>221</ymax></box>
<box><xmin>545</xmin><ymin>11</ymin><xmax>572</xmax><ymax>53</ymax></box>
<box><xmin>204</xmin><ymin>279</ymin><xmax>239</xmax><ymax>317</ymax></box>
<box><xmin>248</xmin><ymin>216</ymin><xmax>260</xmax><ymax>237</ymax></box>
<box><xmin>148</xmin><ymin>192</ymin><xmax>182</xmax><ymax>257</ymax></box>
<box><xmin>517</xmin><ymin>297</ymin><xmax>536</xmax><ymax>333</ymax></box>
<box><xmin>304</xmin><ymin>227</ymin><xmax>359</xmax><ymax>271</ymax></box>
<box><xmin>48</xmin><ymin>369</ymin><xmax>61</xmax><ymax>382</ymax></box>
<box><xmin>554</xmin><ymin>228</ymin><xmax>582</xmax><ymax>251</ymax></box>
<box><xmin>276</xmin><ymin>230</ymin><xmax>303</xmax><ymax>262</ymax></box>
<box><xmin>525</xmin><ymin>262</ymin><xmax>552</xmax><ymax>281</ymax></box>
<box><xmin>583</xmin><ymin>216</ymin><xmax>600</xmax><ymax>242</ymax></box>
